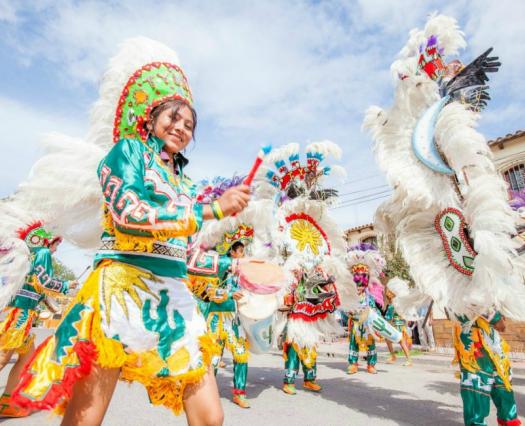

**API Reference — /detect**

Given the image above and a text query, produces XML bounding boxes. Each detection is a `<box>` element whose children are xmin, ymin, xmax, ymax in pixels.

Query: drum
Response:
<box><xmin>363</xmin><ymin>308</ymin><xmax>402</xmax><ymax>343</ymax></box>
<box><xmin>237</xmin><ymin>260</ymin><xmax>287</xmax><ymax>294</ymax></box>
<box><xmin>238</xmin><ymin>292</ymin><xmax>279</xmax><ymax>354</ymax></box>
<box><xmin>38</xmin><ymin>311</ymin><xmax>52</xmax><ymax>320</ymax></box>
<box><xmin>239</xmin><ymin>314</ymin><xmax>273</xmax><ymax>354</ymax></box>
<box><xmin>237</xmin><ymin>292</ymin><xmax>279</xmax><ymax>320</ymax></box>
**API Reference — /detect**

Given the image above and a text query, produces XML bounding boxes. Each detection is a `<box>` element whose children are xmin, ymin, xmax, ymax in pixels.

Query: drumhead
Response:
<box><xmin>238</xmin><ymin>260</ymin><xmax>287</xmax><ymax>294</ymax></box>
<box><xmin>39</xmin><ymin>311</ymin><xmax>52</xmax><ymax>320</ymax></box>
<box><xmin>237</xmin><ymin>292</ymin><xmax>279</xmax><ymax>320</ymax></box>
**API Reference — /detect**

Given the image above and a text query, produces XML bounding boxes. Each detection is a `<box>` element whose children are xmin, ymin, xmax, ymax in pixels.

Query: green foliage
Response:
<box><xmin>52</xmin><ymin>258</ymin><xmax>76</xmax><ymax>281</ymax></box>
<box><xmin>379</xmin><ymin>235</ymin><xmax>415</xmax><ymax>286</ymax></box>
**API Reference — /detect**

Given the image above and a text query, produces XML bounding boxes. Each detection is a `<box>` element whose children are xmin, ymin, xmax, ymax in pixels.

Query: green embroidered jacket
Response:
<box><xmin>94</xmin><ymin>136</ymin><xmax>203</xmax><ymax>278</ymax></box>
<box><xmin>10</xmin><ymin>247</ymin><xmax>70</xmax><ymax>311</ymax></box>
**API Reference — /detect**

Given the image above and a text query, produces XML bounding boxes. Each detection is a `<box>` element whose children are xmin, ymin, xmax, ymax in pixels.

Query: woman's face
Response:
<box><xmin>152</xmin><ymin>104</ymin><xmax>194</xmax><ymax>154</ymax></box>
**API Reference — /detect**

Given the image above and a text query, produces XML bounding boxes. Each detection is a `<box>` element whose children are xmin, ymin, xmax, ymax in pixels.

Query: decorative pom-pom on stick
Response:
<box><xmin>243</xmin><ymin>145</ymin><xmax>272</xmax><ymax>186</ymax></box>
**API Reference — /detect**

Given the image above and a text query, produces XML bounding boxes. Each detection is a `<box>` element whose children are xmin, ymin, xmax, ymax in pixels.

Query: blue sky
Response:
<box><xmin>1</xmin><ymin>0</ymin><xmax>524</xmax><ymax>272</ymax></box>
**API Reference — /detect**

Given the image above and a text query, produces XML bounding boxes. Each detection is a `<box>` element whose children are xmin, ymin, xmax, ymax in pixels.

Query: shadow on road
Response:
<box><xmin>425</xmin><ymin>380</ymin><xmax>458</xmax><ymax>397</ymax></box>
<box><xmin>216</xmin><ymin>355</ymin><xmax>462</xmax><ymax>425</ymax></box>
<box><xmin>317</xmin><ymin>361</ymin><xmax>462</xmax><ymax>426</ymax></box>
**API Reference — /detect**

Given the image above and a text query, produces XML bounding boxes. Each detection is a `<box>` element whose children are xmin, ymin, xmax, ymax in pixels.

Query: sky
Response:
<box><xmin>1</xmin><ymin>0</ymin><xmax>524</xmax><ymax>273</ymax></box>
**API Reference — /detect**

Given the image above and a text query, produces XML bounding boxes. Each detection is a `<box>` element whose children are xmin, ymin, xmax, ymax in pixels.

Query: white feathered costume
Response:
<box><xmin>254</xmin><ymin>141</ymin><xmax>356</xmax><ymax>361</ymax></box>
<box><xmin>364</xmin><ymin>14</ymin><xmax>525</xmax><ymax>321</ymax></box>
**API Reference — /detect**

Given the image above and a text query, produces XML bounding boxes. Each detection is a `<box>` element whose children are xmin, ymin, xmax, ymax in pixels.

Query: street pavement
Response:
<box><xmin>1</xmin><ymin>333</ymin><xmax>524</xmax><ymax>425</ymax></box>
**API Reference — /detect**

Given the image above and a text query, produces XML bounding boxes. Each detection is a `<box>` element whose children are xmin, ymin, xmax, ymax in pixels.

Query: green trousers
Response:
<box><xmin>213</xmin><ymin>340</ymin><xmax>248</xmax><ymax>393</ymax></box>
<box><xmin>348</xmin><ymin>323</ymin><xmax>377</xmax><ymax>366</ymax></box>
<box><xmin>460</xmin><ymin>369</ymin><xmax>520</xmax><ymax>425</ymax></box>
<box><xmin>283</xmin><ymin>344</ymin><xmax>316</xmax><ymax>384</ymax></box>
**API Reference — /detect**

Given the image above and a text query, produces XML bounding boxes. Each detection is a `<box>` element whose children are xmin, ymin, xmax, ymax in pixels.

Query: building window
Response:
<box><xmin>361</xmin><ymin>236</ymin><xmax>377</xmax><ymax>247</ymax></box>
<box><xmin>504</xmin><ymin>164</ymin><xmax>525</xmax><ymax>191</ymax></box>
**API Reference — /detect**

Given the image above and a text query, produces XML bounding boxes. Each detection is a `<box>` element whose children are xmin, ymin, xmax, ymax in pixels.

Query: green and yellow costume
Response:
<box><xmin>13</xmin><ymin>56</ymin><xmax>214</xmax><ymax>416</ymax></box>
<box><xmin>206</xmin><ymin>255</ymin><xmax>249</xmax><ymax>395</ymax></box>
<box><xmin>347</xmin><ymin>293</ymin><xmax>378</xmax><ymax>367</ymax></box>
<box><xmin>384</xmin><ymin>304</ymin><xmax>412</xmax><ymax>348</ymax></box>
<box><xmin>454</xmin><ymin>313</ymin><xmax>521</xmax><ymax>426</ymax></box>
<box><xmin>0</xmin><ymin>224</ymin><xmax>70</xmax><ymax>354</ymax></box>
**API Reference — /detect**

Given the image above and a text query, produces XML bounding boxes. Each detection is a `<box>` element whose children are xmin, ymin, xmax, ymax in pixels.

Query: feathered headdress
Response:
<box><xmin>256</xmin><ymin>141</ymin><xmax>345</xmax><ymax>204</ymax></box>
<box><xmin>14</xmin><ymin>38</ymin><xmax>190</xmax><ymax>249</ymax></box>
<box><xmin>215</xmin><ymin>224</ymin><xmax>254</xmax><ymax>255</ymax></box>
<box><xmin>17</xmin><ymin>221</ymin><xmax>54</xmax><ymax>249</ymax></box>
<box><xmin>365</xmin><ymin>14</ymin><xmax>525</xmax><ymax>320</ymax></box>
<box><xmin>196</xmin><ymin>175</ymin><xmax>245</xmax><ymax>204</ymax></box>
<box><xmin>0</xmin><ymin>201</ymin><xmax>36</xmax><ymax>309</ymax></box>
<box><xmin>345</xmin><ymin>244</ymin><xmax>386</xmax><ymax>307</ymax></box>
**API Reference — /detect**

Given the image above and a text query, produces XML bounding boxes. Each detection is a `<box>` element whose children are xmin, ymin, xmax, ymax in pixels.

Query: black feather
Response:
<box><xmin>445</xmin><ymin>47</ymin><xmax>501</xmax><ymax>96</ymax></box>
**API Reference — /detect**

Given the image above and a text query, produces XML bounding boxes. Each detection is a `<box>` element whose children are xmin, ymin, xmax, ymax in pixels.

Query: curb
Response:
<box><xmin>313</xmin><ymin>350</ymin><xmax>525</xmax><ymax>375</ymax></box>
<box><xmin>269</xmin><ymin>349</ymin><xmax>525</xmax><ymax>375</ymax></box>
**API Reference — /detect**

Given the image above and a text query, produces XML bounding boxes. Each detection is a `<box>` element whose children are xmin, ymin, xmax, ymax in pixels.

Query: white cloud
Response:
<box><xmin>0</xmin><ymin>96</ymin><xmax>86</xmax><ymax>198</ymax></box>
<box><xmin>0</xmin><ymin>0</ymin><xmax>17</xmax><ymax>22</ymax></box>
<box><xmin>1</xmin><ymin>0</ymin><xmax>524</xmax><ymax>236</ymax></box>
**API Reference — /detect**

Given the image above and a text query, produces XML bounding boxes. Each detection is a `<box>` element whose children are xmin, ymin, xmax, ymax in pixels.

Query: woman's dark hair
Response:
<box><xmin>148</xmin><ymin>99</ymin><xmax>197</xmax><ymax>137</ymax></box>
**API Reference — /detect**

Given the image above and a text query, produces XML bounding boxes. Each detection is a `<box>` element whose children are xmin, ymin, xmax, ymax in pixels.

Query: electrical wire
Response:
<box><xmin>338</xmin><ymin>184</ymin><xmax>390</xmax><ymax>198</ymax></box>
<box><xmin>331</xmin><ymin>193</ymin><xmax>391</xmax><ymax>209</ymax></box>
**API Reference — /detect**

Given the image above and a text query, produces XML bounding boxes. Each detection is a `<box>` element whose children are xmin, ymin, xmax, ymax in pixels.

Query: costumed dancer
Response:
<box><xmin>189</xmin><ymin>181</ymin><xmax>276</xmax><ymax>408</ymax></box>
<box><xmin>195</xmin><ymin>223</ymin><xmax>253</xmax><ymax>408</ymax></box>
<box><xmin>364</xmin><ymin>14</ymin><xmax>524</xmax><ymax>425</ymax></box>
<box><xmin>207</xmin><ymin>234</ymin><xmax>250</xmax><ymax>408</ymax></box>
<box><xmin>256</xmin><ymin>141</ymin><xmax>356</xmax><ymax>395</ymax></box>
<box><xmin>344</xmin><ymin>244</ymin><xmax>389</xmax><ymax>374</ymax></box>
<box><xmin>280</xmin><ymin>265</ymin><xmax>340</xmax><ymax>393</ymax></box>
<box><xmin>384</xmin><ymin>282</ymin><xmax>412</xmax><ymax>366</ymax></box>
<box><xmin>455</xmin><ymin>311</ymin><xmax>520</xmax><ymax>426</ymax></box>
<box><xmin>0</xmin><ymin>221</ymin><xmax>77</xmax><ymax>418</ymax></box>
<box><xmin>11</xmin><ymin>38</ymin><xmax>251</xmax><ymax>425</ymax></box>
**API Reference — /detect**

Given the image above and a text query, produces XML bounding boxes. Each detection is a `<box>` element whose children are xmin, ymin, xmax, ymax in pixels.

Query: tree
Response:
<box><xmin>52</xmin><ymin>258</ymin><xmax>76</xmax><ymax>281</ymax></box>
<box><xmin>379</xmin><ymin>234</ymin><xmax>415</xmax><ymax>286</ymax></box>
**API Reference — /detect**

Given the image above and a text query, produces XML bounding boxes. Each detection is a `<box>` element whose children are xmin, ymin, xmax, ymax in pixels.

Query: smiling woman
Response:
<box><xmin>148</xmin><ymin>99</ymin><xmax>198</xmax><ymax>153</ymax></box>
<box><xmin>9</xmin><ymin>37</ymin><xmax>251</xmax><ymax>426</ymax></box>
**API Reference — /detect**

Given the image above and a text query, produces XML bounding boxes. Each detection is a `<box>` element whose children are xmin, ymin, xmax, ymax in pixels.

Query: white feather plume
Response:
<box><xmin>11</xmin><ymin>38</ymin><xmax>184</xmax><ymax>249</ymax></box>
<box><xmin>365</xmin><ymin>14</ymin><xmax>525</xmax><ymax>320</ymax></box>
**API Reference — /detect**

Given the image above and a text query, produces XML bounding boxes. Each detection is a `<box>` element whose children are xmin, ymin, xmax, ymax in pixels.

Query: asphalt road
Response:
<box><xmin>1</xmin><ymin>335</ymin><xmax>524</xmax><ymax>425</ymax></box>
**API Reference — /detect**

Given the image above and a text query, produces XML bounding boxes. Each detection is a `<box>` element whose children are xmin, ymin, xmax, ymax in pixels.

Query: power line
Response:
<box><xmin>334</xmin><ymin>173</ymin><xmax>383</xmax><ymax>188</ymax></box>
<box><xmin>338</xmin><ymin>188</ymin><xmax>392</xmax><ymax>203</ymax></box>
<box><xmin>338</xmin><ymin>184</ymin><xmax>390</xmax><ymax>198</ymax></box>
<box><xmin>331</xmin><ymin>193</ymin><xmax>391</xmax><ymax>210</ymax></box>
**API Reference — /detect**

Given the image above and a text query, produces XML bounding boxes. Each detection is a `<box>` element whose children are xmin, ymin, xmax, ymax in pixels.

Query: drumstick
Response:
<box><xmin>232</xmin><ymin>145</ymin><xmax>272</xmax><ymax>217</ymax></box>
<box><xmin>76</xmin><ymin>265</ymin><xmax>91</xmax><ymax>280</ymax></box>
<box><xmin>243</xmin><ymin>145</ymin><xmax>272</xmax><ymax>186</ymax></box>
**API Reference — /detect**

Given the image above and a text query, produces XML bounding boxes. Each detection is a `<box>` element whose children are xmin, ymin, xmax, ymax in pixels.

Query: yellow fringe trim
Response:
<box><xmin>68</xmin><ymin>262</ymin><xmax>129</xmax><ymax>368</ymax></box>
<box><xmin>292</xmin><ymin>342</ymin><xmax>317</xmax><ymax>369</ymax></box>
<box><xmin>30</xmin><ymin>275</ymin><xmax>65</xmax><ymax>299</ymax></box>
<box><xmin>477</xmin><ymin>317</ymin><xmax>512</xmax><ymax>392</ymax></box>
<box><xmin>453</xmin><ymin>319</ymin><xmax>512</xmax><ymax>391</ymax></box>
<box><xmin>207</xmin><ymin>312</ymin><xmax>249</xmax><ymax>363</ymax></box>
<box><xmin>103</xmin><ymin>210</ymin><xmax>198</xmax><ymax>254</ymax></box>
<box><xmin>354</xmin><ymin>329</ymin><xmax>374</xmax><ymax>351</ymax></box>
<box><xmin>43</xmin><ymin>261</ymin><xmax>215</xmax><ymax>416</ymax></box>
<box><xmin>121</xmin><ymin>334</ymin><xmax>215</xmax><ymax>415</ymax></box>
<box><xmin>453</xmin><ymin>323</ymin><xmax>480</xmax><ymax>373</ymax></box>
<box><xmin>0</xmin><ymin>309</ymin><xmax>36</xmax><ymax>353</ymax></box>
<box><xmin>187</xmin><ymin>276</ymin><xmax>219</xmax><ymax>299</ymax></box>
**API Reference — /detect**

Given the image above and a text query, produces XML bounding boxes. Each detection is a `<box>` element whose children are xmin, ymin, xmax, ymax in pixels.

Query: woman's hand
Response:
<box><xmin>232</xmin><ymin>291</ymin><xmax>244</xmax><ymax>301</ymax></box>
<box><xmin>217</xmin><ymin>185</ymin><xmax>250</xmax><ymax>217</ymax></box>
